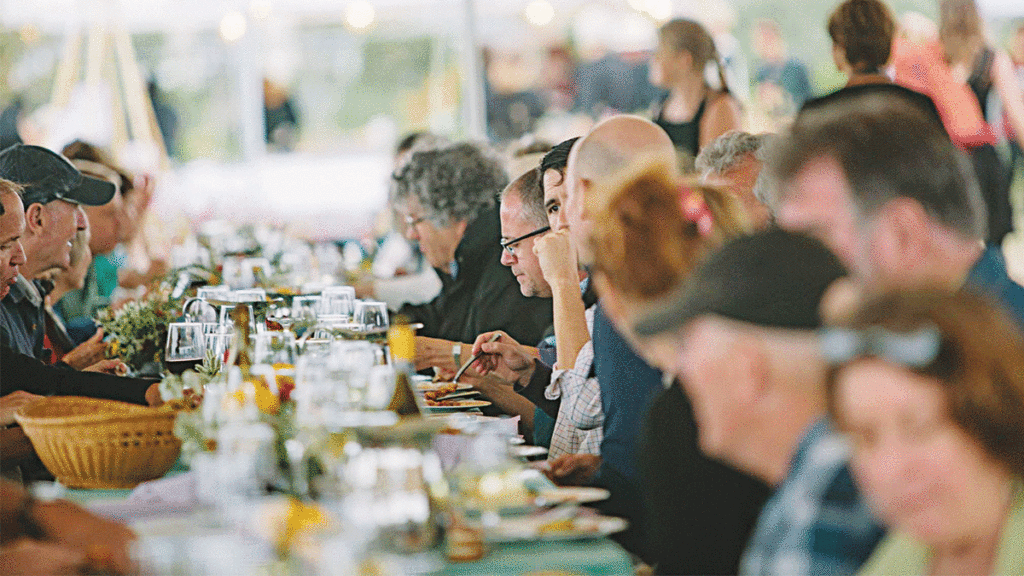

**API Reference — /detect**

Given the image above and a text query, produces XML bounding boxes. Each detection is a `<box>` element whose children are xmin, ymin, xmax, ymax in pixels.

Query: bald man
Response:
<box><xmin>549</xmin><ymin>116</ymin><xmax>770</xmax><ymax>573</ymax></box>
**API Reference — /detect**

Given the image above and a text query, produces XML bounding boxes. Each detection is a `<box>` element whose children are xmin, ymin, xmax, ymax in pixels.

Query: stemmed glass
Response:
<box><xmin>165</xmin><ymin>322</ymin><xmax>206</xmax><ymax>375</ymax></box>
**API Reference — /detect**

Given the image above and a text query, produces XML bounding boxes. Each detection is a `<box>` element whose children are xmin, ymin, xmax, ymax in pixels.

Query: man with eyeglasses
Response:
<box><xmin>392</xmin><ymin>142</ymin><xmax>553</xmax><ymax>378</ymax></box>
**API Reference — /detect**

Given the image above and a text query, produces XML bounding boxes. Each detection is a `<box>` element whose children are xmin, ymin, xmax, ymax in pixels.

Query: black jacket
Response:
<box><xmin>399</xmin><ymin>205</ymin><xmax>554</xmax><ymax>346</ymax></box>
<box><xmin>640</xmin><ymin>385</ymin><xmax>771</xmax><ymax>575</ymax></box>
<box><xmin>1</xmin><ymin>345</ymin><xmax>152</xmax><ymax>405</ymax></box>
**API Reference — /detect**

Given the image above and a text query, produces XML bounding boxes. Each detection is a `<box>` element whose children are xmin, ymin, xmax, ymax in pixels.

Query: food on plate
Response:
<box><xmin>424</xmin><ymin>382</ymin><xmax>459</xmax><ymax>402</ymax></box>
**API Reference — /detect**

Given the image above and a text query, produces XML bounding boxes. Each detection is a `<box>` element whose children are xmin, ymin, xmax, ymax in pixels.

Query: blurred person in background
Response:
<box><xmin>939</xmin><ymin>0</ymin><xmax>1024</xmax><ymax>242</ymax></box>
<box><xmin>58</xmin><ymin>141</ymin><xmax>166</xmax><ymax>341</ymax></box>
<box><xmin>804</xmin><ymin>0</ymin><xmax>945</xmax><ymax>131</ymax></box>
<box><xmin>263</xmin><ymin>78</ymin><xmax>300</xmax><ymax>152</ymax></box>
<box><xmin>695</xmin><ymin>130</ymin><xmax>774</xmax><ymax>229</ymax></box>
<box><xmin>359</xmin><ymin>132</ymin><xmax>447</xmax><ymax>307</ymax></box>
<box><xmin>752</xmin><ymin>20</ymin><xmax>813</xmax><ymax>115</ymax></box>
<box><xmin>0</xmin><ymin>97</ymin><xmax>24</xmax><ymax>150</ymax></box>
<box><xmin>391</xmin><ymin>142</ymin><xmax>553</xmax><ymax>346</ymax></box>
<box><xmin>825</xmin><ymin>291</ymin><xmax>1024</xmax><ymax>575</ymax></box>
<box><xmin>770</xmin><ymin>93</ymin><xmax>1024</xmax><ymax>326</ymax></box>
<box><xmin>633</xmin><ymin>230</ymin><xmax>885</xmax><ymax>576</ymax></box>
<box><xmin>586</xmin><ymin>158</ymin><xmax>767</xmax><ymax>575</ymax></box>
<box><xmin>1005</xmin><ymin>22</ymin><xmax>1024</xmax><ymax>170</ymax></box>
<box><xmin>887</xmin><ymin>0</ymin><xmax>1016</xmax><ymax>244</ymax></box>
<box><xmin>650</xmin><ymin>19</ymin><xmax>743</xmax><ymax>168</ymax></box>
<box><xmin>39</xmin><ymin>229</ymin><xmax>98</xmax><ymax>367</ymax></box>
<box><xmin>940</xmin><ymin>0</ymin><xmax>1024</xmax><ymax>152</ymax></box>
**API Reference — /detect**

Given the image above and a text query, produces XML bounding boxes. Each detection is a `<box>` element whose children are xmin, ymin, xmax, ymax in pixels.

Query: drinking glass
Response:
<box><xmin>319</xmin><ymin>286</ymin><xmax>356</xmax><ymax>320</ymax></box>
<box><xmin>291</xmin><ymin>295</ymin><xmax>321</xmax><ymax>336</ymax></box>
<box><xmin>354</xmin><ymin>300</ymin><xmax>389</xmax><ymax>333</ymax></box>
<box><xmin>231</xmin><ymin>288</ymin><xmax>267</xmax><ymax>303</ymax></box>
<box><xmin>254</xmin><ymin>331</ymin><xmax>297</xmax><ymax>367</ymax></box>
<box><xmin>165</xmin><ymin>322</ymin><xmax>206</xmax><ymax>375</ymax></box>
<box><xmin>332</xmin><ymin>340</ymin><xmax>376</xmax><ymax>409</ymax></box>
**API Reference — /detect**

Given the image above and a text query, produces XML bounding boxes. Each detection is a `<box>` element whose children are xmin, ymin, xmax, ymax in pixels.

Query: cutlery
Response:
<box><xmin>452</xmin><ymin>333</ymin><xmax>500</xmax><ymax>382</ymax></box>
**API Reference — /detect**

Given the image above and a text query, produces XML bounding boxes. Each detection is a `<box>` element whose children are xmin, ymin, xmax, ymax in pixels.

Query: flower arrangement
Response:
<box><xmin>97</xmin><ymin>288</ymin><xmax>182</xmax><ymax>372</ymax></box>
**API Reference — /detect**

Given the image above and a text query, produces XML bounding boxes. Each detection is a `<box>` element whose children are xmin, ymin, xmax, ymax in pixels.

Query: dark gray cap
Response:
<box><xmin>633</xmin><ymin>229</ymin><xmax>848</xmax><ymax>337</ymax></box>
<box><xmin>0</xmin><ymin>144</ymin><xmax>116</xmax><ymax>208</ymax></box>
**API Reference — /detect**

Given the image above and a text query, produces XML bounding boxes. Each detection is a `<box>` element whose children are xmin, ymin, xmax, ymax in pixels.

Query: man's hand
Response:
<box><xmin>414</xmin><ymin>336</ymin><xmax>467</xmax><ymax>372</ymax></box>
<box><xmin>82</xmin><ymin>359</ymin><xmax>129</xmax><ymax>375</ymax></box>
<box><xmin>0</xmin><ymin>538</ymin><xmax>87</xmax><ymax>575</ymax></box>
<box><xmin>0</xmin><ymin>391</ymin><xmax>43</xmax><ymax>426</ymax></box>
<box><xmin>458</xmin><ymin>372</ymin><xmax>514</xmax><ymax>399</ymax></box>
<box><xmin>61</xmin><ymin>329</ymin><xmax>107</xmax><ymax>371</ymax></box>
<box><xmin>470</xmin><ymin>331</ymin><xmax>535</xmax><ymax>385</ymax></box>
<box><xmin>545</xmin><ymin>454</ymin><xmax>601</xmax><ymax>486</ymax></box>
<box><xmin>30</xmin><ymin>500</ymin><xmax>137</xmax><ymax>574</ymax></box>
<box><xmin>533</xmin><ymin>229</ymin><xmax>579</xmax><ymax>287</ymax></box>
<box><xmin>145</xmin><ymin>383</ymin><xmax>163</xmax><ymax>407</ymax></box>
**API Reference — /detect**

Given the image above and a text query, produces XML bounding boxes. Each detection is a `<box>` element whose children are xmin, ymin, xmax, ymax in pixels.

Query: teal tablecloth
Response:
<box><xmin>435</xmin><ymin>538</ymin><xmax>632</xmax><ymax>575</ymax></box>
<box><xmin>64</xmin><ymin>474</ymin><xmax>633</xmax><ymax>576</ymax></box>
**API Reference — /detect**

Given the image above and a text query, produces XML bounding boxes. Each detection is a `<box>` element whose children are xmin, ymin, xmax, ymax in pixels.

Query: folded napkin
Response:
<box><xmin>87</xmin><ymin>472</ymin><xmax>198</xmax><ymax>522</ymax></box>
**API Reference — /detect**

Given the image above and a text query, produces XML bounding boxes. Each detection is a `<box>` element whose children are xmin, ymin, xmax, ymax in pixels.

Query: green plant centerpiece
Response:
<box><xmin>97</xmin><ymin>288</ymin><xmax>182</xmax><ymax>373</ymax></box>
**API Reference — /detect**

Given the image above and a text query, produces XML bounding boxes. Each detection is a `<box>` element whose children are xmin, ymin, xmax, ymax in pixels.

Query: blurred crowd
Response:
<box><xmin>2</xmin><ymin>0</ymin><xmax>1024</xmax><ymax>574</ymax></box>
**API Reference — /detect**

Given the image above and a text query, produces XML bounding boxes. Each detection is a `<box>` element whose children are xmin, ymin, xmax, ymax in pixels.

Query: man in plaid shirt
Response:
<box><xmin>634</xmin><ymin>230</ymin><xmax>885</xmax><ymax>576</ymax></box>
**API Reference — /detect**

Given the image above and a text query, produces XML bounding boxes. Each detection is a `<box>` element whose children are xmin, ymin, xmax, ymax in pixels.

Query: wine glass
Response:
<box><xmin>165</xmin><ymin>323</ymin><xmax>206</xmax><ymax>375</ymax></box>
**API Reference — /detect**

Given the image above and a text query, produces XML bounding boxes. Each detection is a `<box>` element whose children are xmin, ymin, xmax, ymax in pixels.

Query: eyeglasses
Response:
<box><xmin>500</xmin><ymin>226</ymin><xmax>550</xmax><ymax>257</ymax></box>
<box><xmin>819</xmin><ymin>324</ymin><xmax>941</xmax><ymax>369</ymax></box>
<box><xmin>403</xmin><ymin>214</ymin><xmax>428</xmax><ymax>229</ymax></box>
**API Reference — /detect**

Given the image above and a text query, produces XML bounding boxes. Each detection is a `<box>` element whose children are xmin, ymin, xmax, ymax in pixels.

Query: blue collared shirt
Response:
<box><xmin>0</xmin><ymin>274</ymin><xmax>46</xmax><ymax>359</ymax></box>
<box><xmin>739</xmin><ymin>418</ymin><xmax>885</xmax><ymax>576</ymax></box>
<box><xmin>965</xmin><ymin>245</ymin><xmax>1024</xmax><ymax>328</ymax></box>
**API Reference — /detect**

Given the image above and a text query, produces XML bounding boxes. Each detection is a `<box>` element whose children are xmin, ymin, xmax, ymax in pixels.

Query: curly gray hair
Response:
<box><xmin>695</xmin><ymin>131</ymin><xmax>775</xmax><ymax>210</ymax></box>
<box><xmin>391</xmin><ymin>142</ymin><xmax>509</xmax><ymax>226</ymax></box>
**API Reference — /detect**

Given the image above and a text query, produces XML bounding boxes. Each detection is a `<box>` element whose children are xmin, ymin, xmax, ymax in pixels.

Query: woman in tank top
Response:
<box><xmin>649</xmin><ymin>19</ymin><xmax>742</xmax><ymax>168</ymax></box>
<box><xmin>940</xmin><ymin>0</ymin><xmax>1024</xmax><ymax>151</ymax></box>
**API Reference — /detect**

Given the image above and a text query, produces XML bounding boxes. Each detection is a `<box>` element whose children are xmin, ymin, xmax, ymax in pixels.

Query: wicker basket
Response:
<box><xmin>14</xmin><ymin>397</ymin><xmax>182</xmax><ymax>489</ymax></box>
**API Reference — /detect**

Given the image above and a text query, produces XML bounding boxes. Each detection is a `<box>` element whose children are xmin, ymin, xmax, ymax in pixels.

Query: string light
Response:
<box><xmin>345</xmin><ymin>1</ymin><xmax>376</xmax><ymax>30</ymax></box>
<box><xmin>219</xmin><ymin>11</ymin><xmax>247</xmax><ymax>44</ymax></box>
<box><xmin>525</xmin><ymin>0</ymin><xmax>554</xmax><ymax>27</ymax></box>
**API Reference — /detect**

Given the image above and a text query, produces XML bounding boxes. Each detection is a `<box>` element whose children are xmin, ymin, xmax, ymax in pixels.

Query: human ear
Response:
<box><xmin>882</xmin><ymin>199</ymin><xmax>930</xmax><ymax>266</ymax></box>
<box><xmin>24</xmin><ymin>203</ymin><xmax>45</xmax><ymax>235</ymax></box>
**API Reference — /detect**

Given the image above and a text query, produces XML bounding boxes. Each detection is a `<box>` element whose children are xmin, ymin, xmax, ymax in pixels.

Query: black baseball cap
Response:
<box><xmin>633</xmin><ymin>229</ymin><xmax>848</xmax><ymax>337</ymax></box>
<box><xmin>0</xmin><ymin>144</ymin><xmax>116</xmax><ymax>208</ymax></box>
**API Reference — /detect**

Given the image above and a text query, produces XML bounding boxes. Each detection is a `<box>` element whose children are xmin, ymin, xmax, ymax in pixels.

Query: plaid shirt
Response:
<box><xmin>740</xmin><ymin>418</ymin><xmax>885</xmax><ymax>576</ymax></box>
<box><xmin>546</xmin><ymin>307</ymin><xmax>603</xmax><ymax>458</ymax></box>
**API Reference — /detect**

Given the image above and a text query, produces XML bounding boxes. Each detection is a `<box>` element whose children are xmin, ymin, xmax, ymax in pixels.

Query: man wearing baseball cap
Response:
<box><xmin>0</xmin><ymin>144</ymin><xmax>115</xmax><ymax>360</ymax></box>
<box><xmin>633</xmin><ymin>229</ymin><xmax>885</xmax><ymax>576</ymax></box>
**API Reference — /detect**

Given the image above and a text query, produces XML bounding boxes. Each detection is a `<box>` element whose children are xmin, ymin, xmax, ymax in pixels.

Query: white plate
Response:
<box><xmin>534</xmin><ymin>486</ymin><xmax>610</xmax><ymax>506</ymax></box>
<box><xmin>415</xmin><ymin>381</ymin><xmax>473</xmax><ymax>392</ymax></box>
<box><xmin>510</xmin><ymin>445</ymin><xmax>548</xmax><ymax>459</ymax></box>
<box><xmin>424</xmin><ymin>400</ymin><xmax>492</xmax><ymax>413</ymax></box>
<box><xmin>485</xmin><ymin>514</ymin><xmax>628</xmax><ymax>543</ymax></box>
